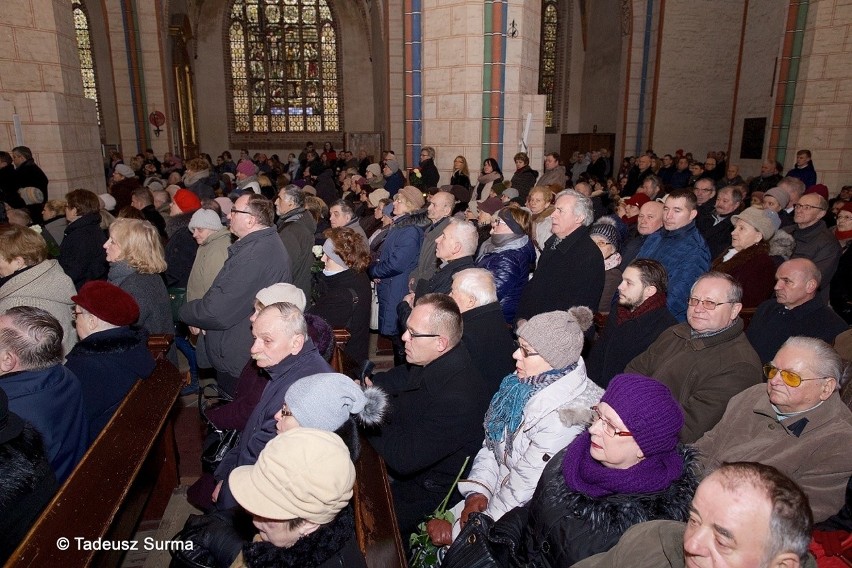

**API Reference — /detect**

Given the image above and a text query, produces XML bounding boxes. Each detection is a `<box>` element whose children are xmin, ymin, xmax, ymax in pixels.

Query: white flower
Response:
<box><xmin>30</xmin><ymin>225</ymin><xmax>43</xmax><ymax>234</ymax></box>
<box><xmin>312</xmin><ymin>245</ymin><xmax>323</xmax><ymax>258</ymax></box>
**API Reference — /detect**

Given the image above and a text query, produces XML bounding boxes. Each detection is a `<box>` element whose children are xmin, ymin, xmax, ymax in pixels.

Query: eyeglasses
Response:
<box><xmin>687</xmin><ymin>297</ymin><xmax>732</xmax><ymax>311</ymax></box>
<box><xmin>793</xmin><ymin>203</ymin><xmax>826</xmax><ymax>212</ymax></box>
<box><xmin>230</xmin><ymin>208</ymin><xmax>254</xmax><ymax>216</ymax></box>
<box><xmin>491</xmin><ymin>218</ymin><xmax>505</xmax><ymax>227</ymax></box>
<box><xmin>590</xmin><ymin>406</ymin><xmax>633</xmax><ymax>437</ymax></box>
<box><xmin>405</xmin><ymin>328</ymin><xmax>440</xmax><ymax>339</ymax></box>
<box><xmin>71</xmin><ymin>308</ymin><xmax>85</xmax><ymax>322</ymax></box>
<box><xmin>514</xmin><ymin>340</ymin><xmax>540</xmax><ymax>358</ymax></box>
<box><xmin>763</xmin><ymin>364</ymin><xmax>829</xmax><ymax>388</ymax></box>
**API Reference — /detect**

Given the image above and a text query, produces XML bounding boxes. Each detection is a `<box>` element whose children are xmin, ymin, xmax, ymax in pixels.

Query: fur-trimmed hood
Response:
<box><xmin>165</xmin><ymin>210</ymin><xmax>194</xmax><ymax>238</ymax></box>
<box><xmin>539</xmin><ymin>444</ymin><xmax>700</xmax><ymax>535</ymax></box>
<box><xmin>769</xmin><ymin>229</ymin><xmax>795</xmax><ymax>260</ymax></box>
<box><xmin>68</xmin><ymin>327</ymin><xmax>148</xmax><ymax>355</ymax></box>
<box><xmin>0</xmin><ymin>425</ymin><xmax>56</xmax><ymax>510</ymax></box>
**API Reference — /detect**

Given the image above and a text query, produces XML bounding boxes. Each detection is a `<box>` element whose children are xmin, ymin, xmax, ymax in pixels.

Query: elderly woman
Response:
<box><xmin>0</xmin><ymin>225</ymin><xmax>77</xmax><ymax>356</ymax></box>
<box><xmin>369</xmin><ymin>186</ymin><xmax>425</xmax><ymax>364</ymax></box>
<box><xmin>104</xmin><ymin>218</ymin><xmax>173</xmax><ymax>340</ymax></box>
<box><xmin>58</xmin><ymin>189</ymin><xmax>108</xmax><ymax>290</ymax></box>
<box><xmin>41</xmin><ymin>199</ymin><xmax>67</xmax><ymax>247</ymax></box>
<box><xmin>307</xmin><ymin>227</ymin><xmax>372</xmax><ymax>363</ymax></box>
<box><xmin>443</xmin><ymin>374</ymin><xmax>699</xmax><ymax>567</ymax></box>
<box><xmin>183</xmin><ymin>157</ymin><xmax>217</xmax><ymax>199</ymax></box>
<box><xmin>763</xmin><ymin>187</ymin><xmax>794</xmax><ymax>227</ymax></box>
<box><xmin>475</xmin><ymin>207</ymin><xmax>536</xmax><ymax>324</ymax></box>
<box><xmin>108</xmin><ymin>163</ymin><xmax>141</xmax><ymax>212</ymax></box>
<box><xmin>527</xmin><ymin>185</ymin><xmax>555</xmax><ymax>256</ymax></box>
<box><xmin>589</xmin><ymin>221</ymin><xmax>623</xmax><ymax>313</ymax></box>
<box><xmin>428</xmin><ymin>307</ymin><xmax>604</xmax><ymax>545</ymax></box>
<box><xmin>711</xmin><ymin>207</ymin><xmax>782</xmax><ymax>308</ymax></box>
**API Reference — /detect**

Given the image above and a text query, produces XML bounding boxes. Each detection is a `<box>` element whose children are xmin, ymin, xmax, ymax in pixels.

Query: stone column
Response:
<box><xmin>0</xmin><ymin>0</ymin><xmax>102</xmax><ymax>197</ymax></box>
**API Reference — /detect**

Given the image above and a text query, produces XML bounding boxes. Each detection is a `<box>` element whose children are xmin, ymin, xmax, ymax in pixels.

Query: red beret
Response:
<box><xmin>625</xmin><ymin>193</ymin><xmax>651</xmax><ymax>208</ymax></box>
<box><xmin>805</xmin><ymin>184</ymin><xmax>829</xmax><ymax>200</ymax></box>
<box><xmin>72</xmin><ymin>281</ymin><xmax>140</xmax><ymax>326</ymax></box>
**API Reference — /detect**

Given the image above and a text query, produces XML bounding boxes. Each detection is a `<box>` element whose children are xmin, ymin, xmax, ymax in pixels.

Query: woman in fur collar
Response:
<box><xmin>442</xmin><ymin>373</ymin><xmax>699</xmax><ymax>567</ymax></box>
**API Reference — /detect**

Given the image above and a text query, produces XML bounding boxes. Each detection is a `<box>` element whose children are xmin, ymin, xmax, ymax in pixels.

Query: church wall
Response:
<box><xmin>192</xmin><ymin>0</ymin><xmax>377</xmax><ymax>157</ymax></box>
<box><xmin>578</xmin><ymin>0</ymin><xmax>623</xmax><ymax>135</ymax></box>
<box><xmin>651</xmin><ymin>1</ymin><xmax>743</xmax><ymax>159</ymax></box>
<box><xmin>727</xmin><ymin>0</ymin><xmax>785</xmax><ymax>179</ymax></box>
<box><xmin>0</xmin><ymin>0</ymin><xmax>102</xmax><ymax>197</ymax></box>
<box><xmin>785</xmin><ymin>0</ymin><xmax>852</xmax><ymax>194</ymax></box>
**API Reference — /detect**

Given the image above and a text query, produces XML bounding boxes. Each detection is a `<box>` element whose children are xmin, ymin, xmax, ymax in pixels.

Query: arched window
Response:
<box><xmin>72</xmin><ymin>0</ymin><xmax>101</xmax><ymax>126</ymax></box>
<box><xmin>228</xmin><ymin>0</ymin><xmax>341</xmax><ymax>134</ymax></box>
<box><xmin>539</xmin><ymin>0</ymin><xmax>558</xmax><ymax>129</ymax></box>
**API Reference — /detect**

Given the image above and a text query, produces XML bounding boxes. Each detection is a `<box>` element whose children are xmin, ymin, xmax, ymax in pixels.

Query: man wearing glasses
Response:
<box><xmin>694</xmin><ymin>336</ymin><xmax>852</xmax><ymax>522</ymax></box>
<box><xmin>782</xmin><ymin>190</ymin><xmax>842</xmax><ymax>303</ymax></box>
<box><xmin>626</xmin><ymin>272</ymin><xmax>761</xmax><ymax>443</ymax></box>
<box><xmin>367</xmin><ymin>293</ymin><xmax>490</xmax><ymax>544</ymax></box>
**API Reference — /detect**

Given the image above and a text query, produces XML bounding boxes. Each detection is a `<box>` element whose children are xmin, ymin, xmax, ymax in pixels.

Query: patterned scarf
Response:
<box><xmin>483</xmin><ymin>363</ymin><xmax>577</xmax><ymax>460</ymax></box>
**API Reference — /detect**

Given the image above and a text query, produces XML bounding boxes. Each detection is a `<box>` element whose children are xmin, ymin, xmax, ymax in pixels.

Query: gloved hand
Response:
<box><xmin>460</xmin><ymin>493</ymin><xmax>489</xmax><ymax>528</ymax></box>
<box><xmin>426</xmin><ymin>519</ymin><xmax>453</xmax><ymax>546</ymax></box>
<box><xmin>182</xmin><ymin>511</ymin><xmax>245</xmax><ymax>567</ymax></box>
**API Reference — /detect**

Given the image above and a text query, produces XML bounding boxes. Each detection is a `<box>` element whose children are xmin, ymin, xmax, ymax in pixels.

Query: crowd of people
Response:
<box><xmin>0</xmin><ymin>141</ymin><xmax>850</xmax><ymax>567</ymax></box>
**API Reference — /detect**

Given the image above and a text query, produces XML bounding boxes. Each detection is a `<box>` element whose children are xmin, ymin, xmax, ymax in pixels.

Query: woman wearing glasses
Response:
<box><xmin>428</xmin><ymin>307</ymin><xmax>604</xmax><ymax>546</ymax></box>
<box><xmin>475</xmin><ymin>207</ymin><xmax>536</xmax><ymax>324</ymax></box>
<box><xmin>442</xmin><ymin>373</ymin><xmax>698</xmax><ymax>567</ymax></box>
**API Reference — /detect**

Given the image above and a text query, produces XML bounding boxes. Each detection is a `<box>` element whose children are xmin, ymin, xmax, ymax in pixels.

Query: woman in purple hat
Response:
<box><xmin>442</xmin><ymin>373</ymin><xmax>699</xmax><ymax>567</ymax></box>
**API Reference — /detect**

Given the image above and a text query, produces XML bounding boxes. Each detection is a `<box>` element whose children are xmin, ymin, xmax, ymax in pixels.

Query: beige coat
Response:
<box><xmin>0</xmin><ymin>259</ymin><xmax>77</xmax><ymax>357</ymax></box>
<box><xmin>187</xmin><ymin>228</ymin><xmax>232</xmax><ymax>301</ymax></box>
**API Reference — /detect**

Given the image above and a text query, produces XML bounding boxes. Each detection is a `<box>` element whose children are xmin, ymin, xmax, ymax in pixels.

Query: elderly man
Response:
<box><xmin>694</xmin><ymin>337</ymin><xmax>852</xmax><ymax>522</ymax></box>
<box><xmin>692</xmin><ymin>177</ymin><xmax>717</xmax><ymax>221</ymax></box>
<box><xmin>180</xmin><ymin>193</ymin><xmax>291</xmax><ymax>395</ymax></box>
<box><xmin>746</xmin><ymin>258</ymin><xmax>848</xmax><ymax>363</ymax></box>
<box><xmin>636</xmin><ymin>189</ymin><xmax>711</xmax><ymax>321</ymax></box>
<box><xmin>637</xmin><ymin>174</ymin><xmax>662</xmax><ymax>201</ymax></box>
<box><xmin>329</xmin><ymin>199</ymin><xmax>368</xmax><ymax>245</ymax></box>
<box><xmin>749</xmin><ymin>159</ymin><xmax>784</xmax><ymax>195</ymax></box>
<box><xmin>449</xmin><ymin>268</ymin><xmax>515</xmax><ymax>393</ymax></box>
<box><xmin>536</xmin><ymin>152</ymin><xmax>567</xmax><ymax>188</ymax></box>
<box><xmin>697</xmin><ymin>185</ymin><xmax>744</xmax><ymax>258</ymax></box>
<box><xmin>275</xmin><ymin>185</ymin><xmax>317</xmax><ymax>298</ymax></box>
<box><xmin>623</xmin><ymin>154</ymin><xmax>653</xmax><ymax>196</ymax></box>
<box><xmin>213</xmin><ymin>302</ymin><xmax>332</xmax><ymax>511</ymax></box>
<box><xmin>574</xmin><ymin>462</ymin><xmax>816</xmax><ymax>568</ymax></box>
<box><xmin>588</xmin><ymin>259</ymin><xmax>676</xmax><ymax>388</ymax></box>
<box><xmin>626</xmin><ymin>272</ymin><xmax>761</xmax><ymax>442</ymax></box>
<box><xmin>411</xmin><ymin>218</ymin><xmax>478</xmax><ymax>298</ymax></box>
<box><xmin>0</xmin><ymin>306</ymin><xmax>87</xmax><ymax>482</ymax></box>
<box><xmin>783</xmin><ymin>191</ymin><xmax>841</xmax><ymax>302</ymax></box>
<box><xmin>368</xmin><ymin>294</ymin><xmax>490</xmax><ymax>540</ymax></box>
<box><xmin>130</xmin><ymin>187</ymin><xmax>167</xmax><ymax>239</ymax></box>
<box><xmin>779</xmin><ymin>175</ymin><xmax>807</xmax><ymax>214</ymax></box>
<box><xmin>516</xmin><ymin>189</ymin><xmax>604</xmax><ymax>323</ymax></box>
<box><xmin>410</xmin><ymin>190</ymin><xmax>455</xmax><ymax>285</ymax></box>
<box><xmin>619</xmin><ymin>200</ymin><xmax>664</xmax><ymax>270</ymax></box>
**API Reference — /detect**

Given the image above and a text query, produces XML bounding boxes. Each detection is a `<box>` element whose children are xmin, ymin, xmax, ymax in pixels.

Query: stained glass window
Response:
<box><xmin>72</xmin><ymin>1</ymin><xmax>101</xmax><ymax>125</ymax></box>
<box><xmin>539</xmin><ymin>0</ymin><xmax>558</xmax><ymax>129</ymax></box>
<box><xmin>228</xmin><ymin>0</ymin><xmax>340</xmax><ymax>133</ymax></box>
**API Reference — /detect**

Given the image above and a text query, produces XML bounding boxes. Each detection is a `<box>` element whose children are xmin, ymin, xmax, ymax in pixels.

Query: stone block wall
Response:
<box><xmin>0</xmin><ymin>0</ymin><xmax>102</xmax><ymax>197</ymax></box>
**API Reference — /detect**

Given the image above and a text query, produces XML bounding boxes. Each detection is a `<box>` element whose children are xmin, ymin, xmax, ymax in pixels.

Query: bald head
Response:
<box><xmin>774</xmin><ymin>258</ymin><xmax>820</xmax><ymax>309</ymax></box>
<box><xmin>427</xmin><ymin>191</ymin><xmax>455</xmax><ymax>222</ymax></box>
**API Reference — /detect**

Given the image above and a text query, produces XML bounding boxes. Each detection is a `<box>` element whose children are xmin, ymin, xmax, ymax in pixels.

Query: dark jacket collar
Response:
<box><xmin>770</xmin><ymin>295</ymin><xmax>825</xmax><ymax>316</ymax></box>
<box><xmin>545</xmin><ymin>225</ymin><xmax>590</xmax><ymax>253</ymax></box>
<box><xmin>662</xmin><ymin>220</ymin><xmax>698</xmax><ymax>239</ymax></box>
<box><xmin>265</xmin><ymin>337</ymin><xmax>322</xmax><ymax>382</ymax></box>
<box><xmin>463</xmin><ymin>301</ymin><xmax>505</xmax><ymax>323</ymax></box>
<box><xmin>672</xmin><ymin>318</ymin><xmax>745</xmax><ymax>349</ymax></box>
<box><xmin>231</xmin><ymin>226</ymin><xmax>276</xmax><ymax>251</ymax></box>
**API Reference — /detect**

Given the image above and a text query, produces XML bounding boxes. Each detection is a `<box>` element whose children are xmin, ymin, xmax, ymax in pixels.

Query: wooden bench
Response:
<box><xmin>331</xmin><ymin>329</ymin><xmax>408</xmax><ymax>568</ymax></box>
<box><xmin>5</xmin><ymin>334</ymin><xmax>185</xmax><ymax>568</ymax></box>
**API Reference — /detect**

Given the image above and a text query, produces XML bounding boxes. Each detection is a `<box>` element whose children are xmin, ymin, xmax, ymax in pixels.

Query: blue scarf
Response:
<box><xmin>484</xmin><ymin>363</ymin><xmax>577</xmax><ymax>459</ymax></box>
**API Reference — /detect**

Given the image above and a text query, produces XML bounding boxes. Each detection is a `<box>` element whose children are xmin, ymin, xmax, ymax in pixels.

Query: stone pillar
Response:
<box><xmin>785</xmin><ymin>0</ymin><xmax>852</xmax><ymax>193</ymax></box>
<box><xmin>0</xmin><ymin>0</ymin><xmax>102</xmax><ymax>197</ymax></box>
<box><xmin>421</xmin><ymin>0</ymin><xmax>545</xmax><ymax>182</ymax></box>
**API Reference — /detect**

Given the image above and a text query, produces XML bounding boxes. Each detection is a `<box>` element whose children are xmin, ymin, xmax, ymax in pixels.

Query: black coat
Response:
<box><xmin>494</xmin><ymin>446</ymin><xmax>698</xmax><ymax>567</ymax></box>
<box><xmin>368</xmin><ymin>343</ymin><xmax>491</xmax><ymax>538</ymax></box>
<box><xmin>586</xmin><ymin>299</ymin><xmax>677</xmax><ymax>389</ymax></box>
<box><xmin>697</xmin><ymin>214</ymin><xmax>734</xmax><ymax>259</ymax></box>
<box><xmin>164</xmin><ymin>212</ymin><xmax>199</xmax><ymax>288</ymax></box>
<box><xmin>0</xmin><ymin>163</ymin><xmax>26</xmax><ymax>209</ymax></box>
<box><xmin>516</xmin><ymin>227</ymin><xmax>605</xmax><ymax>323</ymax></box>
<box><xmin>58</xmin><ymin>213</ymin><xmax>108</xmax><ymax>290</ymax></box>
<box><xmin>64</xmin><ymin>327</ymin><xmax>156</xmax><ymax>443</ymax></box>
<box><xmin>419</xmin><ymin>158</ymin><xmax>440</xmax><ymax>189</ymax></box>
<box><xmin>461</xmin><ymin>302</ymin><xmax>516</xmax><ymax>395</ymax></box>
<box><xmin>308</xmin><ymin>269</ymin><xmax>372</xmax><ymax>363</ymax></box>
<box><xmin>277</xmin><ymin>210</ymin><xmax>315</xmax><ymax>300</ymax></box>
<box><xmin>0</xmin><ymin>426</ymin><xmax>58</xmax><ymax>562</ymax></box>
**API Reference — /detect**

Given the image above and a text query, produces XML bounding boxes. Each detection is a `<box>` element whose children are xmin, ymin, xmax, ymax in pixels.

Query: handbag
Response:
<box><xmin>440</xmin><ymin>513</ymin><xmax>514</xmax><ymax>568</ymax></box>
<box><xmin>168</xmin><ymin>287</ymin><xmax>187</xmax><ymax>324</ymax></box>
<box><xmin>198</xmin><ymin>384</ymin><xmax>240</xmax><ymax>475</ymax></box>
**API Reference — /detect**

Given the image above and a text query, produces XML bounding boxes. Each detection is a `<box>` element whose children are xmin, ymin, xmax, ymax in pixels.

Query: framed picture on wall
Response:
<box><xmin>740</xmin><ymin>117</ymin><xmax>766</xmax><ymax>160</ymax></box>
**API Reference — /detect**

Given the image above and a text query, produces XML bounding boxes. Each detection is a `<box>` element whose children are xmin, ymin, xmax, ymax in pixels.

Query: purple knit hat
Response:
<box><xmin>600</xmin><ymin>373</ymin><xmax>683</xmax><ymax>457</ymax></box>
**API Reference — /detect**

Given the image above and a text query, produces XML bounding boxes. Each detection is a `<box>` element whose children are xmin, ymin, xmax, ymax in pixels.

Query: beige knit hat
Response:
<box><xmin>255</xmin><ymin>283</ymin><xmax>307</xmax><ymax>311</ymax></box>
<box><xmin>731</xmin><ymin>206</ymin><xmax>780</xmax><ymax>241</ymax></box>
<box><xmin>517</xmin><ymin>306</ymin><xmax>593</xmax><ymax>369</ymax></box>
<box><xmin>398</xmin><ymin>185</ymin><xmax>425</xmax><ymax>209</ymax></box>
<box><xmin>229</xmin><ymin>429</ymin><xmax>355</xmax><ymax>523</ymax></box>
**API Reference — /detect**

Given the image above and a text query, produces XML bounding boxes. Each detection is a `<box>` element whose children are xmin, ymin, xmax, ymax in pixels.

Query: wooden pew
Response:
<box><xmin>4</xmin><ymin>334</ymin><xmax>184</xmax><ymax>568</ymax></box>
<box><xmin>331</xmin><ymin>329</ymin><xmax>408</xmax><ymax>568</ymax></box>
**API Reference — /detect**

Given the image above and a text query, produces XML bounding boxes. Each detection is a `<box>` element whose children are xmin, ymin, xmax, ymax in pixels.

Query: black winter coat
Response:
<box><xmin>495</xmin><ymin>445</ymin><xmax>698</xmax><ymax>567</ymax></box>
<box><xmin>308</xmin><ymin>269</ymin><xmax>372</xmax><ymax>363</ymax></box>
<box><xmin>64</xmin><ymin>327</ymin><xmax>156</xmax><ymax>443</ymax></box>
<box><xmin>509</xmin><ymin>166</ymin><xmax>538</xmax><ymax>201</ymax></box>
<box><xmin>586</xmin><ymin>299</ymin><xmax>676</xmax><ymax>389</ymax></box>
<box><xmin>164</xmin><ymin>212</ymin><xmax>198</xmax><ymax>288</ymax></box>
<box><xmin>419</xmin><ymin>158</ymin><xmax>440</xmax><ymax>189</ymax></box>
<box><xmin>461</xmin><ymin>302</ymin><xmax>516</xmax><ymax>394</ymax></box>
<box><xmin>58</xmin><ymin>213</ymin><xmax>108</xmax><ymax>290</ymax></box>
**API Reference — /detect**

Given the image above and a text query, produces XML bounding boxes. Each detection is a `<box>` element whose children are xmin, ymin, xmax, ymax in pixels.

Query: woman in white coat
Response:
<box><xmin>427</xmin><ymin>306</ymin><xmax>603</xmax><ymax>545</ymax></box>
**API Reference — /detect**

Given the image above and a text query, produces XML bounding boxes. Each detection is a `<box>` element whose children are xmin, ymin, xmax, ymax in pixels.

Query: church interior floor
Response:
<box><xmin>119</xmin><ymin>331</ymin><xmax>394</xmax><ymax>567</ymax></box>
